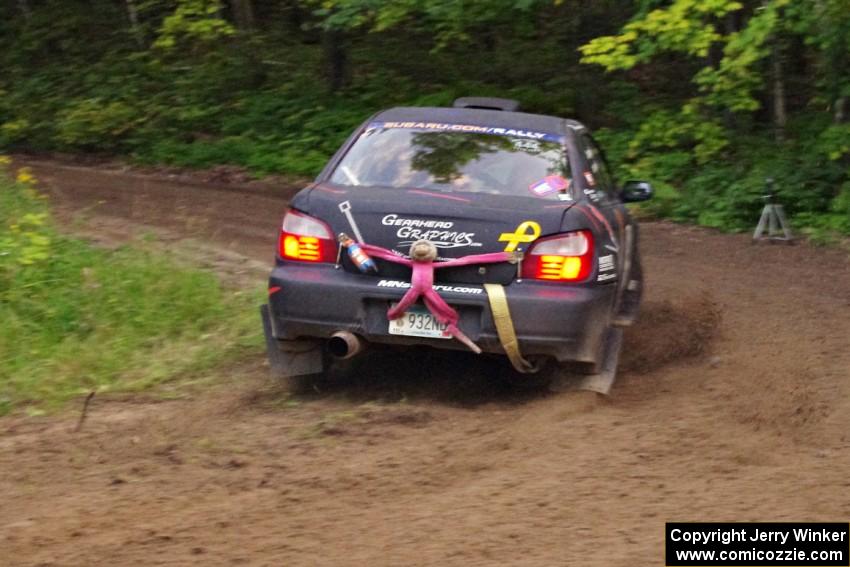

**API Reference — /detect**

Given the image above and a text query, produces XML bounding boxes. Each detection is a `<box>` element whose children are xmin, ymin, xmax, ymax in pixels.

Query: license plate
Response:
<box><xmin>388</xmin><ymin>304</ymin><xmax>450</xmax><ymax>339</ymax></box>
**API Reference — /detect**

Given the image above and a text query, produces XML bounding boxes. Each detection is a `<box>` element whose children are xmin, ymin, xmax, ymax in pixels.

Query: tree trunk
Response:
<box><xmin>17</xmin><ymin>0</ymin><xmax>31</xmax><ymax>21</ymax></box>
<box><xmin>835</xmin><ymin>97</ymin><xmax>847</xmax><ymax>124</ymax></box>
<box><xmin>721</xmin><ymin>11</ymin><xmax>740</xmax><ymax>132</ymax></box>
<box><xmin>125</xmin><ymin>0</ymin><xmax>144</xmax><ymax>47</ymax></box>
<box><xmin>771</xmin><ymin>41</ymin><xmax>787</xmax><ymax>142</ymax></box>
<box><xmin>323</xmin><ymin>29</ymin><xmax>348</xmax><ymax>92</ymax></box>
<box><xmin>282</xmin><ymin>0</ymin><xmax>305</xmax><ymax>33</ymax></box>
<box><xmin>230</xmin><ymin>0</ymin><xmax>255</xmax><ymax>31</ymax></box>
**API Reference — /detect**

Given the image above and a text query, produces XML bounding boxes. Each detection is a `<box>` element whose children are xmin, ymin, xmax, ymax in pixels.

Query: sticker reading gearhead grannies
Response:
<box><xmin>382</xmin><ymin>214</ymin><xmax>482</xmax><ymax>249</ymax></box>
<box><xmin>367</xmin><ymin>121</ymin><xmax>565</xmax><ymax>143</ymax></box>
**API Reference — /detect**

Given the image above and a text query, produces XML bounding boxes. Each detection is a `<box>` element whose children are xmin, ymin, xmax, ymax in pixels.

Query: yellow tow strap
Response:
<box><xmin>484</xmin><ymin>283</ymin><xmax>535</xmax><ymax>373</ymax></box>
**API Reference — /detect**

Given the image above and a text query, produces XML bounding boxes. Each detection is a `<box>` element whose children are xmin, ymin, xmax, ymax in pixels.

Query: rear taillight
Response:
<box><xmin>278</xmin><ymin>209</ymin><xmax>336</xmax><ymax>263</ymax></box>
<box><xmin>521</xmin><ymin>230</ymin><xmax>594</xmax><ymax>282</ymax></box>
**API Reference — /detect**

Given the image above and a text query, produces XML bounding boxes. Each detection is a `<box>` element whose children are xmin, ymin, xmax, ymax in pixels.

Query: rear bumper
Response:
<box><xmin>265</xmin><ymin>263</ymin><xmax>615</xmax><ymax>364</ymax></box>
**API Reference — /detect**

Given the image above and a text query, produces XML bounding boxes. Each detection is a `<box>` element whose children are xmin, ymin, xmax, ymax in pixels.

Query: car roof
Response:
<box><xmin>373</xmin><ymin>106</ymin><xmax>586</xmax><ymax>137</ymax></box>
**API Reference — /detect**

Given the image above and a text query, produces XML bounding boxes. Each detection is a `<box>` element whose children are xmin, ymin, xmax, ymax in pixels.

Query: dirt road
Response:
<box><xmin>3</xmin><ymin>161</ymin><xmax>849</xmax><ymax>566</ymax></box>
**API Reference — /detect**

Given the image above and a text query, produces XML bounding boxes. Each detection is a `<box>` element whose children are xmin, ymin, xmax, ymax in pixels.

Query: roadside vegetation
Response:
<box><xmin>0</xmin><ymin>0</ymin><xmax>848</xmax><ymax>239</ymax></box>
<box><xmin>0</xmin><ymin>161</ymin><xmax>262</xmax><ymax>415</ymax></box>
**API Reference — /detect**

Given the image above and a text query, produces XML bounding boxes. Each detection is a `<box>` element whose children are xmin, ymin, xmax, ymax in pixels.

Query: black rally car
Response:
<box><xmin>261</xmin><ymin>97</ymin><xmax>653</xmax><ymax>391</ymax></box>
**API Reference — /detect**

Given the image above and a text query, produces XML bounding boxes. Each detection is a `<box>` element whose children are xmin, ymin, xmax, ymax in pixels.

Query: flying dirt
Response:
<box><xmin>2</xmin><ymin>160</ymin><xmax>849</xmax><ymax>566</ymax></box>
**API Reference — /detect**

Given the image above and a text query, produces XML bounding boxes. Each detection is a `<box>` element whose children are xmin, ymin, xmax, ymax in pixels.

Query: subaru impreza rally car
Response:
<box><xmin>261</xmin><ymin>97</ymin><xmax>653</xmax><ymax>392</ymax></box>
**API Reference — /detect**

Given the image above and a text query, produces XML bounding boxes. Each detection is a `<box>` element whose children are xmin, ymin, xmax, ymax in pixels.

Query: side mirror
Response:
<box><xmin>621</xmin><ymin>180</ymin><xmax>654</xmax><ymax>203</ymax></box>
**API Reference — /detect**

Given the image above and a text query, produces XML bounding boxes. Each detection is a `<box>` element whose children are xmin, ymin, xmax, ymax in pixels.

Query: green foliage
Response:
<box><xmin>154</xmin><ymin>0</ymin><xmax>235</xmax><ymax>51</ymax></box>
<box><xmin>0</xmin><ymin>165</ymin><xmax>51</xmax><ymax>269</ymax></box>
<box><xmin>794</xmin><ymin>181</ymin><xmax>850</xmax><ymax>243</ymax></box>
<box><xmin>315</xmin><ymin>0</ymin><xmax>544</xmax><ymax>47</ymax></box>
<box><xmin>627</xmin><ymin>106</ymin><xmax>728</xmax><ymax>165</ymax></box>
<box><xmin>0</xmin><ymin>167</ymin><xmax>262</xmax><ymax>414</ymax></box>
<box><xmin>815</xmin><ymin>124</ymin><xmax>850</xmax><ymax>161</ymax></box>
<box><xmin>695</xmin><ymin>0</ymin><xmax>787</xmax><ymax>113</ymax></box>
<box><xmin>0</xmin><ymin>0</ymin><xmax>847</xmax><ymax>236</ymax></box>
<box><xmin>57</xmin><ymin>99</ymin><xmax>140</xmax><ymax>150</ymax></box>
<box><xmin>577</xmin><ymin>0</ymin><xmax>849</xmax><ymax>234</ymax></box>
<box><xmin>580</xmin><ymin>0</ymin><xmax>794</xmax><ymax>115</ymax></box>
<box><xmin>0</xmin><ymin>118</ymin><xmax>30</xmax><ymax>147</ymax></box>
<box><xmin>580</xmin><ymin>0</ymin><xmax>743</xmax><ymax>70</ymax></box>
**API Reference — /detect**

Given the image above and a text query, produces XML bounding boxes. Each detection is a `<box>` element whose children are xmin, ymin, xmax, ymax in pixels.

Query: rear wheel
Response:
<box><xmin>269</xmin><ymin>340</ymin><xmax>331</xmax><ymax>390</ymax></box>
<box><xmin>613</xmin><ymin>248</ymin><xmax>643</xmax><ymax>327</ymax></box>
<box><xmin>261</xmin><ymin>304</ymin><xmax>329</xmax><ymax>390</ymax></box>
<box><xmin>548</xmin><ymin>327</ymin><xmax>624</xmax><ymax>394</ymax></box>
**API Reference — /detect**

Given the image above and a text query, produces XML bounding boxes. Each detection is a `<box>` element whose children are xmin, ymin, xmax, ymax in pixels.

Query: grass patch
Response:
<box><xmin>0</xmin><ymin>164</ymin><xmax>262</xmax><ymax>415</ymax></box>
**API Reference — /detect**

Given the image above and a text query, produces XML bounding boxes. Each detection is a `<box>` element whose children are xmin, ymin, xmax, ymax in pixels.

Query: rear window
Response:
<box><xmin>329</xmin><ymin>122</ymin><xmax>571</xmax><ymax>199</ymax></box>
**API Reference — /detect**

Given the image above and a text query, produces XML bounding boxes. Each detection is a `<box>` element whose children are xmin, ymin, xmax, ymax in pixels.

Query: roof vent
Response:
<box><xmin>452</xmin><ymin>97</ymin><xmax>520</xmax><ymax>112</ymax></box>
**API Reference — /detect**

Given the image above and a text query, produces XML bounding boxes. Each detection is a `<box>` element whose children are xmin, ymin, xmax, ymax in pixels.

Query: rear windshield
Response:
<box><xmin>329</xmin><ymin>122</ymin><xmax>571</xmax><ymax>198</ymax></box>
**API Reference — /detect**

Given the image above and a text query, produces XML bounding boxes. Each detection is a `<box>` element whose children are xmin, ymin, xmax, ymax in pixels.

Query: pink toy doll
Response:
<box><xmin>357</xmin><ymin>238</ymin><xmax>516</xmax><ymax>353</ymax></box>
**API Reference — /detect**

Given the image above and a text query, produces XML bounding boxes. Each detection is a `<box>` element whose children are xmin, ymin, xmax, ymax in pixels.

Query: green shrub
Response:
<box><xmin>57</xmin><ymin>99</ymin><xmax>140</xmax><ymax>151</ymax></box>
<box><xmin>0</xmin><ymin>165</ymin><xmax>262</xmax><ymax>414</ymax></box>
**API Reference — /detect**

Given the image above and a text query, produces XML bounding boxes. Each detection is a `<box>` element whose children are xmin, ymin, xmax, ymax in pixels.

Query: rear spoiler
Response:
<box><xmin>452</xmin><ymin>97</ymin><xmax>521</xmax><ymax>112</ymax></box>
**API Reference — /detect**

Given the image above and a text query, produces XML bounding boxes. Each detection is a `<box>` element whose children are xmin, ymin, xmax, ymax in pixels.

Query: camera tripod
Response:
<box><xmin>753</xmin><ymin>178</ymin><xmax>794</xmax><ymax>243</ymax></box>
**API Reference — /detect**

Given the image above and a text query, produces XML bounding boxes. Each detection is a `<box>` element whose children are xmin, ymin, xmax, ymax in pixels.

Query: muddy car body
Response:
<box><xmin>261</xmin><ymin>98</ymin><xmax>652</xmax><ymax>387</ymax></box>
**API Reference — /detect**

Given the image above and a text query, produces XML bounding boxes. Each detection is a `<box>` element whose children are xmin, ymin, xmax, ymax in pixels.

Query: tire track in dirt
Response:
<box><xmin>2</xmin><ymin>160</ymin><xmax>849</xmax><ymax>566</ymax></box>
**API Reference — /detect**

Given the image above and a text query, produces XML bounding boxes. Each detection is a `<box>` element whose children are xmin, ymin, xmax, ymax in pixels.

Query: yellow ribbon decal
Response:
<box><xmin>498</xmin><ymin>221</ymin><xmax>541</xmax><ymax>252</ymax></box>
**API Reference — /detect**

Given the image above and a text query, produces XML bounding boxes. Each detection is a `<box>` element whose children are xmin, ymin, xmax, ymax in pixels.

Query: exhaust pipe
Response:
<box><xmin>328</xmin><ymin>331</ymin><xmax>364</xmax><ymax>360</ymax></box>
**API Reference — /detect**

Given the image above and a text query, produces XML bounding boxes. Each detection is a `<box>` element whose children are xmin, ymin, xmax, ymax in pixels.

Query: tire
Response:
<box><xmin>613</xmin><ymin>248</ymin><xmax>643</xmax><ymax>327</ymax></box>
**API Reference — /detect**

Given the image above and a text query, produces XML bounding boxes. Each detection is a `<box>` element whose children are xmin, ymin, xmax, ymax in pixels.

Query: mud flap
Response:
<box><xmin>260</xmin><ymin>304</ymin><xmax>325</xmax><ymax>378</ymax></box>
<box><xmin>550</xmin><ymin>327</ymin><xmax>624</xmax><ymax>395</ymax></box>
